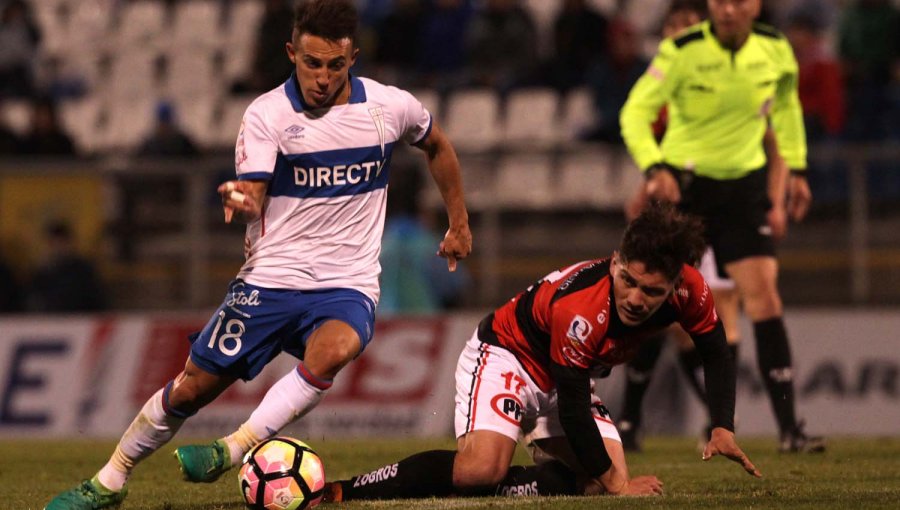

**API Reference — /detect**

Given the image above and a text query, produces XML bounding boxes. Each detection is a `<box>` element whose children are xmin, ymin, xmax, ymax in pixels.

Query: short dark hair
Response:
<box><xmin>293</xmin><ymin>0</ymin><xmax>358</xmax><ymax>45</ymax></box>
<box><xmin>618</xmin><ymin>202</ymin><xmax>706</xmax><ymax>281</ymax></box>
<box><xmin>669</xmin><ymin>0</ymin><xmax>707</xmax><ymax>17</ymax></box>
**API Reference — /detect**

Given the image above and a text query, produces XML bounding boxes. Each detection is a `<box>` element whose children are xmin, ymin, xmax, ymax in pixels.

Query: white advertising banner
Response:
<box><xmin>1</xmin><ymin>310</ymin><xmax>898</xmax><ymax>438</ymax></box>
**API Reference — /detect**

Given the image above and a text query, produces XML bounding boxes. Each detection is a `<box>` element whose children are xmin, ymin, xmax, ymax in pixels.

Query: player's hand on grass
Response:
<box><xmin>438</xmin><ymin>223</ymin><xmax>472</xmax><ymax>272</ymax></box>
<box><xmin>703</xmin><ymin>427</ymin><xmax>762</xmax><ymax>478</ymax></box>
<box><xmin>218</xmin><ymin>180</ymin><xmax>262</xmax><ymax>224</ymax></box>
<box><xmin>787</xmin><ymin>173</ymin><xmax>812</xmax><ymax>222</ymax></box>
<box><xmin>621</xmin><ymin>475</ymin><xmax>664</xmax><ymax>496</ymax></box>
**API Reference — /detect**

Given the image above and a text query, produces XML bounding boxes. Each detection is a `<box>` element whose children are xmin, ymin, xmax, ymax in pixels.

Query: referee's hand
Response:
<box><xmin>787</xmin><ymin>173</ymin><xmax>812</xmax><ymax>222</ymax></box>
<box><xmin>646</xmin><ymin>167</ymin><xmax>681</xmax><ymax>204</ymax></box>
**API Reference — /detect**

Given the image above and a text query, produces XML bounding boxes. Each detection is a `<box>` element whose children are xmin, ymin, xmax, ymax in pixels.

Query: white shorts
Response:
<box><xmin>454</xmin><ymin>331</ymin><xmax>621</xmax><ymax>446</ymax></box>
<box><xmin>698</xmin><ymin>247</ymin><xmax>735</xmax><ymax>291</ymax></box>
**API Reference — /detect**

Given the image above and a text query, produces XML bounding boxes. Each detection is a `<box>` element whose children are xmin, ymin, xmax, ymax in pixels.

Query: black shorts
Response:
<box><xmin>676</xmin><ymin>167</ymin><xmax>775</xmax><ymax>277</ymax></box>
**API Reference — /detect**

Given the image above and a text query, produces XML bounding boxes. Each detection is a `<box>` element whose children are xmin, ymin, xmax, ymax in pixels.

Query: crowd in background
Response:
<box><xmin>0</xmin><ymin>0</ymin><xmax>898</xmax><ymax>314</ymax></box>
<box><xmin>0</xmin><ymin>0</ymin><xmax>897</xmax><ymax>156</ymax></box>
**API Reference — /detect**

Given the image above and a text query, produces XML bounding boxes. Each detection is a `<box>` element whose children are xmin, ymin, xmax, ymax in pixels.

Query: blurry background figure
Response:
<box><xmin>583</xmin><ymin>17</ymin><xmax>647</xmax><ymax>143</ymax></box>
<box><xmin>230</xmin><ymin>0</ymin><xmax>296</xmax><ymax>94</ymax></box>
<box><xmin>19</xmin><ymin>98</ymin><xmax>76</xmax><ymax>156</ymax></box>
<box><xmin>379</xmin><ymin>161</ymin><xmax>470</xmax><ymax>315</ymax></box>
<box><xmin>231</xmin><ymin>0</ymin><xmax>294</xmax><ymax>93</ymax></box>
<box><xmin>26</xmin><ymin>221</ymin><xmax>107</xmax><ymax>313</ymax></box>
<box><xmin>785</xmin><ymin>5</ymin><xmax>847</xmax><ymax>206</ymax></box>
<box><xmin>838</xmin><ymin>0</ymin><xmax>900</xmax><ymax>203</ymax></box>
<box><xmin>0</xmin><ymin>98</ymin><xmax>19</xmax><ymax>153</ymax></box>
<box><xmin>0</xmin><ymin>250</ymin><xmax>24</xmax><ymax>312</ymax></box>
<box><xmin>138</xmin><ymin>101</ymin><xmax>199</xmax><ymax>157</ymax></box>
<box><xmin>545</xmin><ymin>0</ymin><xmax>609</xmax><ymax>92</ymax></box>
<box><xmin>785</xmin><ymin>9</ymin><xmax>845</xmax><ymax>142</ymax></box>
<box><xmin>0</xmin><ymin>0</ymin><xmax>41</xmax><ymax>99</ymax></box>
<box><xmin>838</xmin><ymin>0</ymin><xmax>899</xmax><ymax>142</ymax></box>
<box><xmin>417</xmin><ymin>0</ymin><xmax>473</xmax><ymax>92</ymax></box>
<box><xmin>370</xmin><ymin>0</ymin><xmax>424</xmax><ymax>89</ymax></box>
<box><xmin>464</xmin><ymin>0</ymin><xmax>537</xmax><ymax>94</ymax></box>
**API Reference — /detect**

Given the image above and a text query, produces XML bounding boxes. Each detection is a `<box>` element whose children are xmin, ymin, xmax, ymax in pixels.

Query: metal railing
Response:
<box><xmin>1</xmin><ymin>142</ymin><xmax>897</xmax><ymax>309</ymax></box>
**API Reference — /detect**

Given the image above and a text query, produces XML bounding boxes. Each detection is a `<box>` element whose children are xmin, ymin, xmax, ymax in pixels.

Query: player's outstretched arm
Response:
<box><xmin>703</xmin><ymin>427</ymin><xmax>762</xmax><ymax>477</ymax></box>
<box><xmin>414</xmin><ymin>121</ymin><xmax>471</xmax><ymax>271</ymax></box>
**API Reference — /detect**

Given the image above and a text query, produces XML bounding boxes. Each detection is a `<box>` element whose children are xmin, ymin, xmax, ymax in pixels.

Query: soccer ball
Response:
<box><xmin>238</xmin><ymin>437</ymin><xmax>326</xmax><ymax>510</ymax></box>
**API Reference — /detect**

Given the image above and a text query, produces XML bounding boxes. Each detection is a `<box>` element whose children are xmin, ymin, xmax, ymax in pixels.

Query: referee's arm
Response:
<box><xmin>620</xmin><ymin>42</ymin><xmax>677</xmax><ymax>172</ymax></box>
<box><xmin>769</xmin><ymin>41</ymin><xmax>807</xmax><ymax>173</ymax></box>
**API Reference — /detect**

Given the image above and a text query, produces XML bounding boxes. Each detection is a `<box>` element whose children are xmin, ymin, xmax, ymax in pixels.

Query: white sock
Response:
<box><xmin>223</xmin><ymin>365</ymin><xmax>330</xmax><ymax>466</ymax></box>
<box><xmin>97</xmin><ymin>387</ymin><xmax>185</xmax><ymax>491</ymax></box>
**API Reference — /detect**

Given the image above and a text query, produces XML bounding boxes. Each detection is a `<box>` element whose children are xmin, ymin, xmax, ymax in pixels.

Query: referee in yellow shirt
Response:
<box><xmin>620</xmin><ymin>0</ymin><xmax>821</xmax><ymax>452</ymax></box>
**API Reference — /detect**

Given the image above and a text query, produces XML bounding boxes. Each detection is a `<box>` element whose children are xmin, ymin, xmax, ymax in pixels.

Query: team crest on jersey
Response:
<box><xmin>235</xmin><ymin>119</ymin><xmax>248</xmax><ymax>167</ymax></box>
<box><xmin>567</xmin><ymin>315</ymin><xmax>593</xmax><ymax>343</ymax></box>
<box><xmin>368</xmin><ymin>106</ymin><xmax>386</xmax><ymax>160</ymax></box>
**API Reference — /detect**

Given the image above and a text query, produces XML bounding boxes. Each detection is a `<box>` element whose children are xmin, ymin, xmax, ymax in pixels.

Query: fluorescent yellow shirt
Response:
<box><xmin>620</xmin><ymin>21</ymin><xmax>807</xmax><ymax>179</ymax></box>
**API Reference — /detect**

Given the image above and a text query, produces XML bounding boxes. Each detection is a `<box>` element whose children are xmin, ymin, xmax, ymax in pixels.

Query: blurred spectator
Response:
<box><xmin>417</xmin><ymin>0</ymin><xmax>473</xmax><ymax>92</ymax></box>
<box><xmin>231</xmin><ymin>0</ymin><xmax>295</xmax><ymax>94</ymax></box>
<box><xmin>0</xmin><ymin>102</ymin><xmax>19</xmax><ymax>153</ymax></box>
<box><xmin>583</xmin><ymin>18</ymin><xmax>648</xmax><ymax>143</ymax></box>
<box><xmin>464</xmin><ymin>0</ymin><xmax>538</xmax><ymax>94</ymax></box>
<box><xmin>0</xmin><ymin>252</ymin><xmax>23</xmax><ymax>312</ymax></box>
<box><xmin>544</xmin><ymin>0</ymin><xmax>609</xmax><ymax>92</ymax></box>
<box><xmin>371</xmin><ymin>0</ymin><xmax>425</xmax><ymax>88</ymax></box>
<box><xmin>138</xmin><ymin>101</ymin><xmax>199</xmax><ymax>157</ymax></box>
<box><xmin>0</xmin><ymin>0</ymin><xmax>41</xmax><ymax>98</ymax></box>
<box><xmin>27</xmin><ymin>222</ymin><xmax>107</xmax><ymax>313</ymax></box>
<box><xmin>838</xmin><ymin>0</ymin><xmax>900</xmax><ymax>141</ymax></box>
<box><xmin>38</xmin><ymin>55</ymin><xmax>90</xmax><ymax>102</ymax></box>
<box><xmin>785</xmin><ymin>10</ymin><xmax>845</xmax><ymax>141</ymax></box>
<box><xmin>379</xmin><ymin>160</ymin><xmax>470</xmax><ymax>315</ymax></box>
<box><xmin>19</xmin><ymin>98</ymin><xmax>76</xmax><ymax>156</ymax></box>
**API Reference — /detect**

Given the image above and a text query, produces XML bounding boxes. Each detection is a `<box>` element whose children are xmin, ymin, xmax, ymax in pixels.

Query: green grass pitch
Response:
<box><xmin>6</xmin><ymin>436</ymin><xmax>899</xmax><ymax>510</ymax></box>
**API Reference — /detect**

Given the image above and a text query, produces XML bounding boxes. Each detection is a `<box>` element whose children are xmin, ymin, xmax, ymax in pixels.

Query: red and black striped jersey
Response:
<box><xmin>477</xmin><ymin>257</ymin><xmax>718</xmax><ymax>391</ymax></box>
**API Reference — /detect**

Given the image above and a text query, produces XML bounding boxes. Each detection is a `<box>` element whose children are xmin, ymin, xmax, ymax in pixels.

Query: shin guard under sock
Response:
<box><xmin>754</xmin><ymin>317</ymin><xmax>797</xmax><ymax>434</ymax></box>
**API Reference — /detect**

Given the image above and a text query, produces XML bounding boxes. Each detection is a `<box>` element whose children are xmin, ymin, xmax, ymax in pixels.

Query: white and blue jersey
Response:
<box><xmin>233</xmin><ymin>73</ymin><xmax>433</xmax><ymax>303</ymax></box>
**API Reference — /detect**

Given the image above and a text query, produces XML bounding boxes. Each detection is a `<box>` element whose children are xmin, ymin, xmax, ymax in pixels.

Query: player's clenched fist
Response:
<box><xmin>438</xmin><ymin>224</ymin><xmax>472</xmax><ymax>272</ymax></box>
<box><xmin>218</xmin><ymin>180</ymin><xmax>264</xmax><ymax>224</ymax></box>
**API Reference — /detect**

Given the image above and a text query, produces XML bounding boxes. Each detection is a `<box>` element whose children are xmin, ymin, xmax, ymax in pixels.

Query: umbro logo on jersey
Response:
<box><xmin>285</xmin><ymin>124</ymin><xmax>305</xmax><ymax>139</ymax></box>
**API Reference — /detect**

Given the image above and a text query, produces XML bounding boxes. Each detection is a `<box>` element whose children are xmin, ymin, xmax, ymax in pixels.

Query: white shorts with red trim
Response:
<box><xmin>454</xmin><ymin>331</ymin><xmax>620</xmax><ymax>444</ymax></box>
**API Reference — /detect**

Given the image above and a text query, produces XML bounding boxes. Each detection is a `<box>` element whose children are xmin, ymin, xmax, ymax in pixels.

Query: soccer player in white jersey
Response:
<box><xmin>45</xmin><ymin>1</ymin><xmax>471</xmax><ymax>509</ymax></box>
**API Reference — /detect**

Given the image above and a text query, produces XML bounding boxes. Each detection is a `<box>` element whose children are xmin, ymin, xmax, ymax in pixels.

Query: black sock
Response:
<box><xmin>677</xmin><ymin>347</ymin><xmax>706</xmax><ymax>403</ymax></box>
<box><xmin>495</xmin><ymin>462</ymin><xmax>578</xmax><ymax>497</ymax></box>
<box><xmin>621</xmin><ymin>332</ymin><xmax>666</xmax><ymax>427</ymax></box>
<box><xmin>729</xmin><ymin>343</ymin><xmax>740</xmax><ymax>367</ymax></box>
<box><xmin>754</xmin><ymin>317</ymin><xmax>797</xmax><ymax>435</ymax></box>
<box><xmin>338</xmin><ymin>450</ymin><xmax>456</xmax><ymax>501</ymax></box>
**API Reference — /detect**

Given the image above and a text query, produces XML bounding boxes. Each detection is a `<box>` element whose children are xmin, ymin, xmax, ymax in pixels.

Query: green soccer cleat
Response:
<box><xmin>44</xmin><ymin>479</ymin><xmax>127</xmax><ymax>510</ymax></box>
<box><xmin>174</xmin><ymin>439</ymin><xmax>231</xmax><ymax>483</ymax></box>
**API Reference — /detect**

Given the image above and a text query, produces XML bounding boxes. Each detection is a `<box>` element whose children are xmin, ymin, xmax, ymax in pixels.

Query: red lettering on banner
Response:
<box><xmin>131</xmin><ymin>320</ymin><xmax>203</xmax><ymax>403</ymax></box>
<box><xmin>333</xmin><ymin>318</ymin><xmax>447</xmax><ymax>402</ymax></box>
<box><xmin>129</xmin><ymin>316</ymin><xmax>450</xmax><ymax>406</ymax></box>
